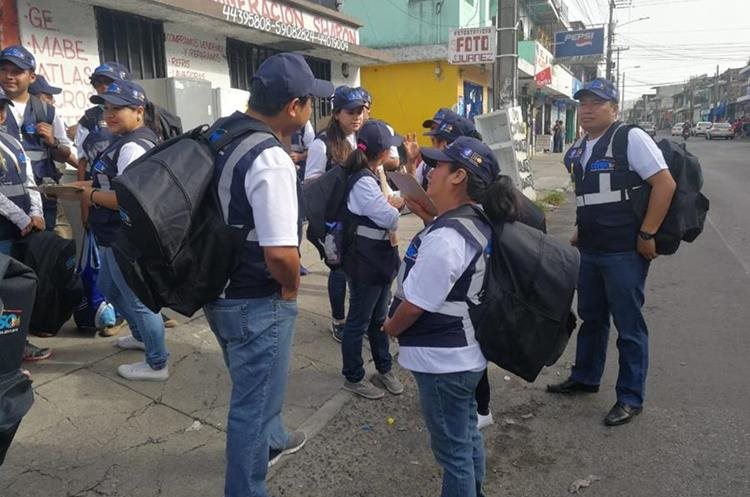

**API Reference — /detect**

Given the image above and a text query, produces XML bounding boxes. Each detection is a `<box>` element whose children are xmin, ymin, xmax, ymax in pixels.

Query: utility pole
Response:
<box><xmin>494</xmin><ymin>0</ymin><xmax>518</xmax><ymax>109</ymax></box>
<box><xmin>621</xmin><ymin>72</ymin><xmax>626</xmax><ymax>109</ymax></box>
<box><xmin>606</xmin><ymin>0</ymin><xmax>614</xmax><ymax>79</ymax></box>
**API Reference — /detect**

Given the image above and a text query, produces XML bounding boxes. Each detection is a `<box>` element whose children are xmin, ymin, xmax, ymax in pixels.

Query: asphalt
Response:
<box><xmin>3</xmin><ymin>139</ymin><xmax>749</xmax><ymax>497</ymax></box>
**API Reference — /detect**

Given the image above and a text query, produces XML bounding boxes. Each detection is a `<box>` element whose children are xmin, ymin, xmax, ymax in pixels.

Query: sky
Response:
<box><xmin>563</xmin><ymin>0</ymin><xmax>750</xmax><ymax>105</ymax></box>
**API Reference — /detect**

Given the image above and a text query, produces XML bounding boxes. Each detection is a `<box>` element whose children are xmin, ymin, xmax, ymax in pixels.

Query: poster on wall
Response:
<box><xmin>163</xmin><ymin>24</ymin><xmax>231</xmax><ymax>89</ymax></box>
<box><xmin>462</xmin><ymin>81</ymin><xmax>484</xmax><ymax>121</ymax></box>
<box><xmin>17</xmin><ymin>0</ymin><xmax>100</xmax><ymax>125</ymax></box>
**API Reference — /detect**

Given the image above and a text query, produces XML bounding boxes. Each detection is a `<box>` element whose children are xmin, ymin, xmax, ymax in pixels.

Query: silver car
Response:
<box><xmin>706</xmin><ymin>122</ymin><xmax>735</xmax><ymax>140</ymax></box>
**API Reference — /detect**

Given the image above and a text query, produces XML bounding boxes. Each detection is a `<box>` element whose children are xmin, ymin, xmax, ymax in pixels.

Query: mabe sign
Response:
<box><xmin>448</xmin><ymin>27</ymin><xmax>496</xmax><ymax>65</ymax></box>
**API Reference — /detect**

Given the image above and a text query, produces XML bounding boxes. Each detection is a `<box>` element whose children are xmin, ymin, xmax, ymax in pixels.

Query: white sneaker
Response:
<box><xmin>477</xmin><ymin>412</ymin><xmax>494</xmax><ymax>430</ymax></box>
<box><xmin>117</xmin><ymin>361</ymin><xmax>169</xmax><ymax>382</ymax></box>
<box><xmin>115</xmin><ymin>335</ymin><xmax>145</xmax><ymax>351</ymax></box>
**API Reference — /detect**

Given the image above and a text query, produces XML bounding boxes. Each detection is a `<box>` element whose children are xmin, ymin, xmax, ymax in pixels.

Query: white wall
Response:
<box><xmin>330</xmin><ymin>63</ymin><xmax>360</xmax><ymax>88</ymax></box>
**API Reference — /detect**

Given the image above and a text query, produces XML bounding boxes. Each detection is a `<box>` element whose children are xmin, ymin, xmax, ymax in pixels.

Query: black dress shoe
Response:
<box><xmin>546</xmin><ymin>378</ymin><xmax>600</xmax><ymax>394</ymax></box>
<box><xmin>604</xmin><ymin>402</ymin><xmax>642</xmax><ymax>426</ymax></box>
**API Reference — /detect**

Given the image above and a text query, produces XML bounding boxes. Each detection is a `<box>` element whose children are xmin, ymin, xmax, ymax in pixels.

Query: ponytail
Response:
<box><xmin>144</xmin><ymin>101</ymin><xmax>163</xmax><ymax>138</ymax></box>
<box><xmin>450</xmin><ymin>163</ymin><xmax>518</xmax><ymax>223</ymax></box>
<box><xmin>343</xmin><ymin>141</ymin><xmax>382</xmax><ymax>174</ymax></box>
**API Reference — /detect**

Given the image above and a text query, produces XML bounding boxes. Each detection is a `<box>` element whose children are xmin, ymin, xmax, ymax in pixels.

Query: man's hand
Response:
<box><xmin>403</xmin><ymin>133</ymin><xmax>421</xmax><ymax>175</ymax></box>
<box><xmin>637</xmin><ymin>236</ymin><xmax>658</xmax><ymax>261</ymax></box>
<box><xmin>30</xmin><ymin>216</ymin><xmax>45</xmax><ymax>232</ymax></box>
<box><xmin>570</xmin><ymin>228</ymin><xmax>578</xmax><ymax>247</ymax></box>
<box><xmin>382</xmin><ymin>318</ymin><xmax>398</xmax><ymax>337</ymax></box>
<box><xmin>20</xmin><ymin>220</ymin><xmax>33</xmax><ymax>237</ymax></box>
<box><xmin>36</xmin><ymin>122</ymin><xmax>56</xmax><ymax>147</ymax></box>
<box><xmin>280</xmin><ymin>286</ymin><xmax>298</xmax><ymax>301</ymax></box>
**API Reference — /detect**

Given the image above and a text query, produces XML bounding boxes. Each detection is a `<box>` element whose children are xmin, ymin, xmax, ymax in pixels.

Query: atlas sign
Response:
<box><xmin>448</xmin><ymin>27</ymin><xmax>496</xmax><ymax>65</ymax></box>
<box><xmin>554</xmin><ymin>28</ymin><xmax>605</xmax><ymax>59</ymax></box>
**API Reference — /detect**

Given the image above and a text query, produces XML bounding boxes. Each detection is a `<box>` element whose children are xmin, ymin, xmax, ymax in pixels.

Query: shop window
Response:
<box><xmin>95</xmin><ymin>8</ymin><xmax>166</xmax><ymax>80</ymax></box>
<box><xmin>226</xmin><ymin>38</ymin><xmax>332</xmax><ymax>127</ymax></box>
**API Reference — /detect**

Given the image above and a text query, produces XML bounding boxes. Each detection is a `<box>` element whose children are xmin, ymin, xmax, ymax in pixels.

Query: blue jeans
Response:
<box><xmin>341</xmin><ymin>278</ymin><xmax>392</xmax><ymax>383</ymax></box>
<box><xmin>204</xmin><ymin>294</ymin><xmax>298</xmax><ymax>497</ymax></box>
<box><xmin>413</xmin><ymin>370</ymin><xmax>486</xmax><ymax>497</ymax></box>
<box><xmin>328</xmin><ymin>266</ymin><xmax>347</xmax><ymax>321</ymax></box>
<box><xmin>571</xmin><ymin>249</ymin><xmax>650</xmax><ymax>407</ymax></box>
<box><xmin>0</xmin><ymin>239</ymin><xmax>12</xmax><ymax>256</ymax></box>
<box><xmin>97</xmin><ymin>246</ymin><xmax>168</xmax><ymax>369</ymax></box>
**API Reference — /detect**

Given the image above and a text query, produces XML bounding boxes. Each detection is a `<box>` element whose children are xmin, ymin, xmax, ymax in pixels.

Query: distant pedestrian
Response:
<box><xmin>549</xmin><ymin>78</ymin><xmax>676</xmax><ymax>426</ymax></box>
<box><xmin>553</xmin><ymin>120</ymin><xmax>564</xmax><ymax>152</ymax></box>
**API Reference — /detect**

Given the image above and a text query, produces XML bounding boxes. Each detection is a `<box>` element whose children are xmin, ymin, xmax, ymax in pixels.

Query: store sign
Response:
<box><xmin>535</xmin><ymin>66</ymin><xmax>552</xmax><ymax>87</ymax></box>
<box><xmin>448</xmin><ymin>27</ymin><xmax>496</xmax><ymax>65</ymax></box>
<box><xmin>554</xmin><ymin>28</ymin><xmax>605</xmax><ymax>59</ymax></box>
<box><xmin>213</xmin><ymin>0</ymin><xmax>358</xmax><ymax>52</ymax></box>
<box><xmin>535</xmin><ymin>42</ymin><xmax>553</xmax><ymax>73</ymax></box>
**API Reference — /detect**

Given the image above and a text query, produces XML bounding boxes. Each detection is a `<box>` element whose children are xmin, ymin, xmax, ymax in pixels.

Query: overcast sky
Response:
<box><xmin>564</xmin><ymin>0</ymin><xmax>750</xmax><ymax>104</ymax></box>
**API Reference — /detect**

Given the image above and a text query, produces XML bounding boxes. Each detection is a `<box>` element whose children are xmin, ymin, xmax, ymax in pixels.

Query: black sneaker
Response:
<box><xmin>268</xmin><ymin>430</ymin><xmax>307</xmax><ymax>468</ymax></box>
<box><xmin>331</xmin><ymin>321</ymin><xmax>345</xmax><ymax>343</ymax></box>
<box><xmin>23</xmin><ymin>341</ymin><xmax>52</xmax><ymax>362</ymax></box>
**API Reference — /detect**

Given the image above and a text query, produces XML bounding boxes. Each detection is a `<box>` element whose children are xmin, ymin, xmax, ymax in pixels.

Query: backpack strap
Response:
<box><xmin>205</xmin><ymin>116</ymin><xmax>279</xmax><ymax>154</ymax></box>
<box><xmin>29</xmin><ymin>95</ymin><xmax>53</xmax><ymax>125</ymax></box>
<box><xmin>611</xmin><ymin>123</ymin><xmax>640</xmax><ymax>172</ymax></box>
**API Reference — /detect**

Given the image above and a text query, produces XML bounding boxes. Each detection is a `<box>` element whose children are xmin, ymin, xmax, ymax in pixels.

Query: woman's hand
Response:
<box><xmin>388</xmin><ymin>195</ymin><xmax>405</xmax><ymax>210</ymax></box>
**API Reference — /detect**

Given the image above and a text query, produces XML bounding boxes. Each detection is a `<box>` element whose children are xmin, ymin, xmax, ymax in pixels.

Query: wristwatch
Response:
<box><xmin>638</xmin><ymin>230</ymin><xmax>655</xmax><ymax>241</ymax></box>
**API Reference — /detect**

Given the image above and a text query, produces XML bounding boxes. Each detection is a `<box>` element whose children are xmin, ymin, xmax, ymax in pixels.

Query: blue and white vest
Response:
<box><xmin>78</xmin><ymin>106</ymin><xmax>114</xmax><ymax>177</ymax></box>
<box><xmin>391</xmin><ymin>205</ymin><xmax>491</xmax><ymax>349</ymax></box>
<box><xmin>342</xmin><ymin>168</ymin><xmax>400</xmax><ymax>286</ymax></box>
<box><xmin>214</xmin><ymin>114</ymin><xmax>282</xmax><ymax>299</ymax></box>
<box><xmin>3</xmin><ymin>95</ymin><xmax>58</xmax><ymax>183</ymax></box>
<box><xmin>564</xmin><ymin>121</ymin><xmax>643</xmax><ymax>252</ymax></box>
<box><xmin>89</xmin><ymin>127</ymin><xmax>157</xmax><ymax>246</ymax></box>
<box><xmin>0</xmin><ymin>131</ymin><xmax>32</xmax><ymax>240</ymax></box>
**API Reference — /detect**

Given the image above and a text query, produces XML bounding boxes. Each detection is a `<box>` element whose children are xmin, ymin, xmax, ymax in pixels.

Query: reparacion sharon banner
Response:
<box><xmin>554</xmin><ymin>28</ymin><xmax>604</xmax><ymax>59</ymax></box>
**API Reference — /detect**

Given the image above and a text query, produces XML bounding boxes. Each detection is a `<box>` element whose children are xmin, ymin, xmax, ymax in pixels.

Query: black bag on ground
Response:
<box><xmin>303</xmin><ymin>166</ymin><xmax>350</xmax><ymax>265</ymax></box>
<box><xmin>464</xmin><ymin>205</ymin><xmax>579</xmax><ymax>382</ymax></box>
<box><xmin>613</xmin><ymin>128</ymin><xmax>709</xmax><ymax>255</ymax></box>
<box><xmin>11</xmin><ymin>232</ymin><xmax>82</xmax><ymax>335</ymax></box>
<box><xmin>112</xmin><ymin>115</ymin><xmax>273</xmax><ymax>316</ymax></box>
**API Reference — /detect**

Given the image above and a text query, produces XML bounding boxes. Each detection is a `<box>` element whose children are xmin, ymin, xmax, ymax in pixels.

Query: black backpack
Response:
<box><xmin>461</xmin><ymin>205</ymin><xmax>579</xmax><ymax>382</ymax></box>
<box><xmin>112</xmin><ymin>115</ymin><xmax>275</xmax><ymax>316</ymax></box>
<box><xmin>10</xmin><ymin>231</ymin><xmax>82</xmax><ymax>336</ymax></box>
<box><xmin>613</xmin><ymin>127</ymin><xmax>709</xmax><ymax>255</ymax></box>
<box><xmin>303</xmin><ymin>165</ymin><xmax>351</xmax><ymax>265</ymax></box>
<box><xmin>155</xmin><ymin>106</ymin><xmax>183</xmax><ymax>141</ymax></box>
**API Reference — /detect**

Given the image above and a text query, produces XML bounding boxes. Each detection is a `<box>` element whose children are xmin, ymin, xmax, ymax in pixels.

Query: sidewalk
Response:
<box><xmin>1</xmin><ymin>215</ymin><xmax>424</xmax><ymax>497</ymax></box>
<box><xmin>528</xmin><ymin>151</ymin><xmax>572</xmax><ymax>193</ymax></box>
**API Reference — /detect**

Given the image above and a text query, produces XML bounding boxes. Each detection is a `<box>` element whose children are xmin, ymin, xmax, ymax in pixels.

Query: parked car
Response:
<box><xmin>693</xmin><ymin>121</ymin><xmax>712</xmax><ymax>136</ymax></box>
<box><xmin>706</xmin><ymin>122</ymin><xmax>735</xmax><ymax>140</ymax></box>
<box><xmin>671</xmin><ymin>122</ymin><xmax>685</xmax><ymax>136</ymax></box>
<box><xmin>639</xmin><ymin>122</ymin><xmax>657</xmax><ymax>137</ymax></box>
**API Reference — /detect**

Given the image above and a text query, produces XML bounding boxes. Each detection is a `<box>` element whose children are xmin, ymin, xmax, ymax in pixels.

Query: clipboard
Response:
<box><xmin>30</xmin><ymin>184</ymin><xmax>84</xmax><ymax>201</ymax></box>
<box><xmin>386</xmin><ymin>171</ymin><xmax>436</xmax><ymax>212</ymax></box>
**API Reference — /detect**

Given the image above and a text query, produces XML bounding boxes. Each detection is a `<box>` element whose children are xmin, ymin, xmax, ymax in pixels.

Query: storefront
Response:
<box><xmin>2</xmin><ymin>0</ymin><xmax>390</xmax><ymax>127</ymax></box>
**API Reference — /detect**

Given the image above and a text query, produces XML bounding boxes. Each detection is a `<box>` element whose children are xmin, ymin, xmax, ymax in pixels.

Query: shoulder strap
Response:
<box><xmin>611</xmin><ymin>123</ymin><xmax>639</xmax><ymax>172</ymax></box>
<box><xmin>29</xmin><ymin>95</ymin><xmax>53</xmax><ymax>125</ymax></box>
<box><xmin>111</xmin><ymin>129</ymin><xmax>158</xmax><ymax>169</ymax></box>
<box><xmin>205</xmin><ymin>115</ymin><xmax>278</xmax><ymax>154</ymax></box>
<box><xmin>79</xmin><ymin>107</ymin><xmax>100</xmax><ymax>130</ymax></box>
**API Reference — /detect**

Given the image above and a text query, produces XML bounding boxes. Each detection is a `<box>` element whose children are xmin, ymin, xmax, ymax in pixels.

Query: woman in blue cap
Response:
<box><xmin>339</xmin><ymin>119</ymin><xmax>405</xmax><ymax>399</ymax></box>
<box><xmin>305</xmin><ymin>85</ymin><xmax>368</xmax><ymax>342</ymax></box>
<box><xmin>384</xmin><ymin>136</ymin><xmax>519</xmax><ymax>497</ymax></box>
<box><xmin>76</xmin><ymin>80</ymin><xmax>170</xmax><ymax>381</ymax></box>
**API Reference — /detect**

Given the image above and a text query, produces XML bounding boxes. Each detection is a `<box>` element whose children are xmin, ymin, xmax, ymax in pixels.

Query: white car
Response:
<box><xmin>639</xmin><ymin>122</ymin><xmax>657</xmax><ymax>137</ymax></box>
<box><xmin>693</xmin><ymin>121</ymin><xmax>712</xmax><ymax>136</ymax></box>
<box><xmin>706</xmin><ymin>122</ymin><xmax>735</xmax><ymax>140</ymax></box>
<box><xmin>671</xmin><ymin>122</ymin><xmax>685</xmax><ymax>136</ymax></box>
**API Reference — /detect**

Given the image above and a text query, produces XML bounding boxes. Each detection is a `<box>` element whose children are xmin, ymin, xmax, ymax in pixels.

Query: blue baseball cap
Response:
<box><xmin>252</xmin><ymin>53</ymin><xmax>334</xmax><ymax>106</ymax></box>
<box><xmin>0</xmin><ymin>45</ymin><xmax>36</xmax><ymax>71</ymax></box>
<box><xmin>424</xmin><ymin>114</ymin><xmax>476</xmax><ymax>143</ymax></box>
<box><xmin>333</xmin><ymin>86</ymin><xmax>367</xmax><ymax>111</ymax></box>
<box><xmin>90</xmin><ymin>80</ymin><xmax>147</xmax><ymax>107</ymax></box>
<box><xmin>573</xmin><ymin>77</ymin><xmax>619</xmax><ymax>102</ymax></box>
<box><xmin>422</xmin><ymin>108</ymin><xmax>459</xmax><ymax>129</ymax></box>
<box><xmin>421</xmin><ymin>136</ymin><xmax>500</xmax><ymax>186</ymax></box>
<box><xmin>29</xmin><ymin>75</ymin><xmax>62</xmax><ymax>96</ymax></box>
<box><xmin>357</xmin><ymin>87</ymin><xmax>372</xmax><ymax>107</ymax></box>
<box><xmin>0</xmin><ymin>87</ymin><xmax>13</xmax><ymax>107</ymax></box>
<box><xmin>90</xmin><ymin>62</ymin><xmax>131</xmax><ymax>84</ymax></box>
<box><xmin>356</xmin><ymin>119</ymin><xmax>402</xmax><ymax>155</ymax></box>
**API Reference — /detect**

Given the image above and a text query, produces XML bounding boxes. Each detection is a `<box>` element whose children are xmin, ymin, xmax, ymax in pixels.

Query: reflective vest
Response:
<box><xmin>3</xmin><ymin>95</ymin><xmax>58</xmax><ymax>183</ymax></box>
<box><xmin>89</xmin><ymin>127</ymin><xmax>157</xmax><ymax>246</ymax></box>
<box><xmin>214</xmin><ymin>114</ymin><xmax>281</xmax><ymax>299</ymax></box>
<box><xmin>0</xmin><ymin>132</ymin><xmax>32</xmax><ymax>240</ymax></box>
<box><xmin>564</xmin><ymin>121</ymin><xmax>643</xmax><ymax>252</ymax></box>
<box><xmin>341</xmin><ymin>168</ymin><xmax>400</xmax><ymax>286</ymax></box>
<box><xmin>78</xmin><ymin>106</ymin><xmax>114</xmax><ymax>178</ymax></box>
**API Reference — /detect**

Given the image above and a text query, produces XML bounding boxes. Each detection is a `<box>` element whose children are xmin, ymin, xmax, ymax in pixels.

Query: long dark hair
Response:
<box><xmin>450</xmin><ymin>163</ymin><xmax>519</xmax><ymax>223</ymax></box>
<box><xmin>343</xmin><ymin>141</ymin><xmax>381</xmax><ymax>174</ymax></box>
<box><xmin>325</xmin><ymin>111</ymin><xmax>354</xmax><ymax>165</ymax></box>
<box><xmin>144</xmin><ymin>101</ymin><xmax>162</xmax><ymax>137</ymax></box>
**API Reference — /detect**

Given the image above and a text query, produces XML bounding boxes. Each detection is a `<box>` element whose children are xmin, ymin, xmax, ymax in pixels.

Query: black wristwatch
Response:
<box><xmin>638</xmin><ymin>230</ymin><xmax>655</xmax><ymax>241</ymax></box>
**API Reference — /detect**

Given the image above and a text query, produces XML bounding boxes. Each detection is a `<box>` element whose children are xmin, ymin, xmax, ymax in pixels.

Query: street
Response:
<box><xmin>268</xmin><ymin>136</ymin><xmax>750</xmax><ymax>497</ymax></box>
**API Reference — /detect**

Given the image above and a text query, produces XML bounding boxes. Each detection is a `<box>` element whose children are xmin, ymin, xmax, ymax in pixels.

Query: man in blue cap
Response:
<box><xmin>28</xmin><ymin>75</ymin><xmax>62</xmax><ymax>107</ymax></box>
<box><xmin>75</xmin><ymin>62</ymin><xmax>131</xmax><ymax>181</ymax></box>
<box><xmin>0</xmin><ymin>45</ymin><xmax>76</xmax><ymax>231</ymax></box>
<box><xmin>547</xmin><ymin>78</ymin><xmax>676</xmax><ymax>426</ymax></box>
<box><xmin>205</xmin><ymin>52</ymin><xmax>332</xmax><ymax>497</ymax></box>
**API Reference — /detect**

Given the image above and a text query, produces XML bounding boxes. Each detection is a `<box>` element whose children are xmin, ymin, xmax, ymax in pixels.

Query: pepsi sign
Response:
<box><xmin>554</xmin><ymin>28</ymin><xmax>605</xmax><ymax>59</ymax></box>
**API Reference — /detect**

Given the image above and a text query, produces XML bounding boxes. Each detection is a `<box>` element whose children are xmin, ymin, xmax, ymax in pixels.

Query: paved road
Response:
<box><xmin>269</xmin><ymin>136</ymin><xmax>750</xmax><ymax>497</ymax></box>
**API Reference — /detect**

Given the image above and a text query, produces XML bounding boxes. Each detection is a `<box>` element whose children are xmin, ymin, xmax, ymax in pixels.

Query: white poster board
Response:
<box><xmin>164</xmin><ymin>24</ymin><xmax>231</xmax><ymax>89</ymax></box>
